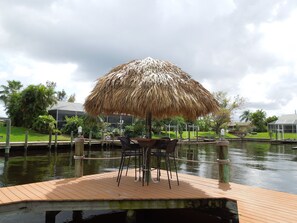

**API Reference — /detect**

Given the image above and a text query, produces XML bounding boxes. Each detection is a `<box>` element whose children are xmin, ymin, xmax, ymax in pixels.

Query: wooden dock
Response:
<box><xmin>0</xmin><ymin>171</ymin><xmax>296</xmax><ymax>222</ymax></box>
<box><xmin>0</xmin><ymin>139</ymin><xmax>120</xmax><ymax>149</ymax></box>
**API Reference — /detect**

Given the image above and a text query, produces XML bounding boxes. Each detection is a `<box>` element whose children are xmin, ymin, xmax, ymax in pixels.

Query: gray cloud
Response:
<box><xmin>1</xmin><ymin>0</ymin><xmax>297</xmax><ymax>115</ymax></box>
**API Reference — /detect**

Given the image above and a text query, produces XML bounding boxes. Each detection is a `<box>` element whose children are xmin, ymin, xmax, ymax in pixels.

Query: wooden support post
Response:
<box><xmin>45</xmin><ymin>211</ymin><xmax>60</xmax><ymax>223</ymax></box>
<box><xmin>188</xmin><ymin>125</ymin><xmax>190</xmax><ymax>142</ymax></box>
<box><xmin>54</xmin><ymin>132</ymin><xmax>58</xmax><ymax>149</ymax></box>
<box><xmin>196</xmin><ymin>126</ymin><xmax>199</xmax><ymax>142</ymax></box>
<box><xmin>24</xmin><ymin>130</ymin><xmax>28</xmax><ymax>150</ymax></box>
<box><xmin>48</xmin><ymin>130</ymin><xmax>52</xmax><ymax>149</ymax></box>
<box><xmin>88</xmin><ymin>131</ymin><xmax>92</xmax><ymax>149</ymax></box>
<box><xmin>216</xmin><ymin>140</ymin><xmax>230</xmax><ymax>183</ymax></box>
<box><xmin>72</xmin><ymin>210</ymin><xmax>83</xmax><ymax>222</ymax></box>
<box><xmin>126</xmin><ymin>209</ymin><xmax>136</xmax><ymax>223</ymax></box>
<box><xmin>5</xmin><ymin>119</ymin><xmax>11</xmax><ymax>160</ymax></box>
<box><xmin>74</xmin><ymin>137</ymin><xmax>85</xmax><ymax>177</ymax></box>
<box><xmin>70</xmin><ymin>131</ymin><xmax>74</xmax><ymax>148</ymax></box>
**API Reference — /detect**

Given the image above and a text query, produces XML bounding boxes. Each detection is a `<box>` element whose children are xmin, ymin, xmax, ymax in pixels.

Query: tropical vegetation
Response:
<box><xmin>0</xmin><ymin>79</ymin><xmax>286</xmax><ymax>141</ymax></box>
<box><xmin>0</xmin><ymin>126</ymin><xmax>70</xmax><ymax>142</ymax></box>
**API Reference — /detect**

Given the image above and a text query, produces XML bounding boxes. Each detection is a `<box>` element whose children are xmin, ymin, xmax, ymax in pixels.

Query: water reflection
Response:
<box><xmin>0</xmin><ymin>142</ymin><xmax>297</xmax><ymax>194</ymax></box>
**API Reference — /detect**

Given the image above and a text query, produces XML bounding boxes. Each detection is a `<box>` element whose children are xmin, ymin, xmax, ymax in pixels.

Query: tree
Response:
<box><xmin>240</xmin><ymin>110</ymin><xmax>251</xmax><ymax>122</ymax></box>
<box><xmin>212</xmin><ymin>108</ymin><xmax>231</xmax><ymax>134</ymax></box>
<box><xmin>124</xmin><ymin>118</ymin><xmax>145</xmax><ymax>137</ymax></box>
<box><xmin>82</xmin><ymin>114</ymin><xmax>109</xmax><ymax>138</ymax></box>
<box><xmin>0</xmin><ymin>80</ymin><xmax>23</xmax><ymax>106</ymax></box>
<box><xmin>56</xmin><ymin>89</ymin><xmax>75</xmax><ymax>102</ymax></box>
<box><xmin>171</xmin><ymin>116</ymin><xmax>186</xmax><ymax>139</ymax></box>
<box><xmin>266</xmin><ymin>115</ymin><xmax>278</xmax><ymax>125</ymax></box>
<box><xmin>56</xmin><ymin>90</ymin><xmax>67</xmax><ymax>101</ymax></box>
<box><xmin>250</xmin><ymin>109</ymin><xmax>267</xmax><ymax>132</ymax></box>
<box><xmin>19</xmin><ymin>84</ymin><xmax>57</xmax><ymax>128</ymax></box>
<box><xmin>68</xmin><ymin>94</ymin><xmax>76</xmax><ymax>102</ymax></box>
<box><xmin>195</xmin><ymin>116</ymin><xmax>212</xmax><ymax>131</ymax></box>
<box><xmin>5</xmin><ymin>91</ymin><xmax>23</xmax><ymax>126</ymax></box>
<box><xmin>152</xmin><ymin>119</ymin><xmax>166</xmax><ymax>135</ymax></box>
<box><xmin>211</xmin><ymin>91</ymin><xmax>245</xmax><ymax>134</ymax></box>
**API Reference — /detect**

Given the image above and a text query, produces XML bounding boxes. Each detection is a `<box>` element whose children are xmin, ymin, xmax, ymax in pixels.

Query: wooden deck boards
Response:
<box><xmin>0</xmin><ymin>171</ymin><xmax>296</xmax><ymax>222</ymax></box>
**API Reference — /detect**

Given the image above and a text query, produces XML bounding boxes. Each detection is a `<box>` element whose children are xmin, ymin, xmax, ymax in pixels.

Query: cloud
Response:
<box><xmin>0</xmin><ymin>0</ymin><xmax>297</xmax><ymax>118</ymax></box>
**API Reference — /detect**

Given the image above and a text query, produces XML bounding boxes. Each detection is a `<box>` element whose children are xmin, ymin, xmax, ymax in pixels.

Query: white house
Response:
<box><xmin>268</xmin><ymin>114</ymin><xmax>297</xmax><ymax>140</ymax></box>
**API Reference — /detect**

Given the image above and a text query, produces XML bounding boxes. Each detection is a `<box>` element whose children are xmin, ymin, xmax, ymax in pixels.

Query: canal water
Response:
<box><xmin>0</xmin><ymin>141</ymin><xmax>296</xmax><ymax>222</ymax></box>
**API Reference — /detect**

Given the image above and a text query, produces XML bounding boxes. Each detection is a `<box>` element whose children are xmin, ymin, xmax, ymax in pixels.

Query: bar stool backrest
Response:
<box><xmin>119</xmin><ymin>137</ymin><xmax>131</xmax><ymax>150</ymax></box>
<box><xmin>166</xmin><ymin>139</ymin><xmax>178</xmax><ymax>153</ymax></box>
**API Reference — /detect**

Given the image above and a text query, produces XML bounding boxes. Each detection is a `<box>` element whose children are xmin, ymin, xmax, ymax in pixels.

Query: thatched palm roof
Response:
<box><xmin>84</xmin><ymin>57</ymin><xmax>219</xmax><ymax>121</ymax></box>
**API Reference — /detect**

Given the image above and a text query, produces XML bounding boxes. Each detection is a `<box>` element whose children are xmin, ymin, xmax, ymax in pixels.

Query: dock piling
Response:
<box><xmin>48</xmin><ymin>131</ymin><xmax>52</xmax><ymax>149</ymax></box>
<box><xmin>74</xmin><ymin>137</ymin><xmax>85</xmax><ymax>177</ymax></box>
<box><xmin>4</xmin><ymin>119</ymin><xmax>11</xmax><ymax>160</ymax></box>
<box><xmin>70</xmin><ymin>131</ymin><xmax>74</xmax><ymax>148</ymax></box>
<box><xmin>88</xmin><ymin>131</ymin><xmax>92</xmax><ymax>149</ymax></box>
<box><xmin>54</xmin><ymin>132</ymin><xmax>58</xmax><ymax>149</ymax></box>
<box><xmin>24</xmin><ymin>130</ymin><xmax>28</xmax><ymax>150</ymax></box>
<box><xmin>216</xmin><ymin>140</ymin><xmax>230</xmax><ymax>183</ymax></box>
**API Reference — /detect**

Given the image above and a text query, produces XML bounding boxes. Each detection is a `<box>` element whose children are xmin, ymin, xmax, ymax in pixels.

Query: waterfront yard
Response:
<box><xmin>0</xmin><ymin>126</ymin><xmax>70</xmax><ymax>142</ymax></box>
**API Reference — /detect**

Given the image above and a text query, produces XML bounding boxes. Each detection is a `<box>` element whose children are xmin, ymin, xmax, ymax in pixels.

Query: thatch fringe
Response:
<box><xmin>84</xmin><ymin>57</ymin><xmax>219</xmax><ymax>120</ymax></box>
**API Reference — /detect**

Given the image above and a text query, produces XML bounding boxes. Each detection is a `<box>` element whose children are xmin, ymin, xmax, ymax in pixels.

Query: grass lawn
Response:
<box><xmin>2</xmin><ymin>126</ymin><xmax>297</xmax><ymax>143</ymax></box>
<box><xmin>159</xmin><ymin>131</ymin><xmax>297</xmax><ymax>140</ymax></box>
<box><xmin>246</xmin><ymin>132</ymin><xmax>297</xmax><ymax>140</ymax></box>
<box><xmin>157</xmin><ymin>131</ymin><xmax>238</xmax><ymax>139</ymax></box>
<box><xmin>0</xmin><ymin>126</ymin><xmax>70</xmax><ymax>142</ymax></box>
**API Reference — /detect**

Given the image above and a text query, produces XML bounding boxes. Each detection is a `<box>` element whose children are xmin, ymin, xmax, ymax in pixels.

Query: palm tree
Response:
<box><xmin>0</xmin><ymin>80</ymin><xmax>23</xmax><ymax>105</ymax></box>
<box><xmin>240</xmin><ymin>110</ymin><xmax>251</xmax><ymax>122</ymax></box>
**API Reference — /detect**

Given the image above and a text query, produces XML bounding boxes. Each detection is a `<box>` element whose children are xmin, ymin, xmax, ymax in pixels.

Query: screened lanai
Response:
<box><xmin>48</xmin><ymin>102</ymin><xmax>133</xmax><ymax>129</ymax></box>
<box><xmin>268</xmin><ymin>114</ymin><xmax>297</xmax><ymax>140</ymax></box>
<box><xmin>48</xmin><ymin>102</ymin><xmax>85</xmax><ymax>129</ymax></box>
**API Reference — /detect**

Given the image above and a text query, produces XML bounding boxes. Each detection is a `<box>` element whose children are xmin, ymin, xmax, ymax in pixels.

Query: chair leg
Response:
<box><xmin>117</xmin><ymin>155</ymin><xmax>126</xmax><ymax>186</ymax></box>
<box><xmin>138</xmin><ymin>154</ymin><xmax>142</xmax><ymax>181</ymax></box>
<box><xmin>157</xmin><ymin>156</ymin><xmax>161</xmax><ymax>181</ymax></box>
<box><xmin>117</xmin><ymin>154</ymin><xmax>124</xmax><ymax>182</ymax></box>
<box><xmin>172</xmin><ymin>156</ymin><xmax>179</xmax><ymax>185</ymax></box>
<box><xmin>134</xmin><ymin>154</ymin><xmax>138</xmax><ymax>181</ymax></box>
<box><xmin>125</xmin><ymin>156</ymin><xmax>131</xmax><ymax>176</ymax></box>
<box><xmin>142</xmin><ymin>154</ymin><xmax>145</xmax><ymax>186</ymax></box>
<box><xmin>165</xmin><ymin>155</ymin><xmax>171</xmax><ymax>189</ymax></box>
<box><xmin>168</xmin><ymin>157</ymin><xmax>173</xmax><ymax>179</ymax></box>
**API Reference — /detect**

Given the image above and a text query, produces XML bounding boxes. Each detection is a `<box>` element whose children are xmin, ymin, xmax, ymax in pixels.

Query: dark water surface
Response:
<box><xmin>0</xmin><ymin>141</ymin><xmax>296</xmax><ymax>222</ymax></box>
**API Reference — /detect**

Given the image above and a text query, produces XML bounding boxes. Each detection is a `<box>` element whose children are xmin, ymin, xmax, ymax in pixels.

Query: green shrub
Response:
<box><xmin>32</xmin><ymin>115</ymin><xmax>57</xmax><ymax>134</ymax></box>
<box><xmin>61</xmin><ymin>116</ymin><xmax>83</xmax><ymax>135</ymax></box>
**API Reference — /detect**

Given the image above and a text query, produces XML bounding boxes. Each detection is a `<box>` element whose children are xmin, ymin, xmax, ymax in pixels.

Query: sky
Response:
<box><xmin>1</xmin><ymin>0</ymin><xmax>297</xmax><ymax>120</ymax></box>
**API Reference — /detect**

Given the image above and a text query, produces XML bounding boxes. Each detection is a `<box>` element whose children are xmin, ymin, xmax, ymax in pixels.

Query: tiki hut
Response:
<box><xmin>84</xmin><ymin>57</ymin><xmax>219</xmax><ymax>138</ymax></box>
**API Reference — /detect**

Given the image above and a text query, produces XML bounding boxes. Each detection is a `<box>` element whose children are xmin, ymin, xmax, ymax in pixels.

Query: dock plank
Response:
<box><xmin>0</xmin><ymin>171</ymin><xmax>296</xmax><ymax>223</ymax></box>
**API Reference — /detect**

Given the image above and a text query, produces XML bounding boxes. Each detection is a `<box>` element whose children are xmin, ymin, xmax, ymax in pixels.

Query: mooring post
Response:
<box><xmin>5</xmin><ymin>119</ymin><xmax>11</xmax><ymax>160</ymax></box>
<box><xmin>70</xmin><ymin>131</ymin><xmax>74</xmax><ymax>148</ymax></box>
<box><xmin>88</xmin><ymin>131</ymin><xmax>92</xmax><ymax>149</ymax></box>
<box><xmin>216</xmin><ymin>140</ymin><xmax>230</xmax><ymax>183</ymax></box>
<box><xmin>196</xmin><ymin>126</ymin><xmax>199</xmax><ymax>142</ymax></box>
<box><xmin>48</xmin><ymin>130</ymin><xmax>52</xmax><ymax>149</ymax></box>
<box><xmin>74</xmin><ymin>137</ymin><xmax>84</xmax><ymax>177</ymax></box>
<box><xmin>187</xmin><ymin>124</ymin><xmax>190</xmax><ymax>142</ymax></box>
<box><xmin>24</xmin><ymin>130</ymin><xmax>28</xmax><ymax>150</ymax></box>
<box><xmin>54</xmin><ymin>132</ymin><xmax>58</xmax><ymax>149</ymax></box>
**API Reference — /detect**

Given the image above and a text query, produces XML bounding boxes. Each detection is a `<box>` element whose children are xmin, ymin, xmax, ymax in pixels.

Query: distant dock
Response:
<box><xmin>0</xmin><ymin>139</ymin><xmax>121</xmax><ymax>150</ymax></box>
